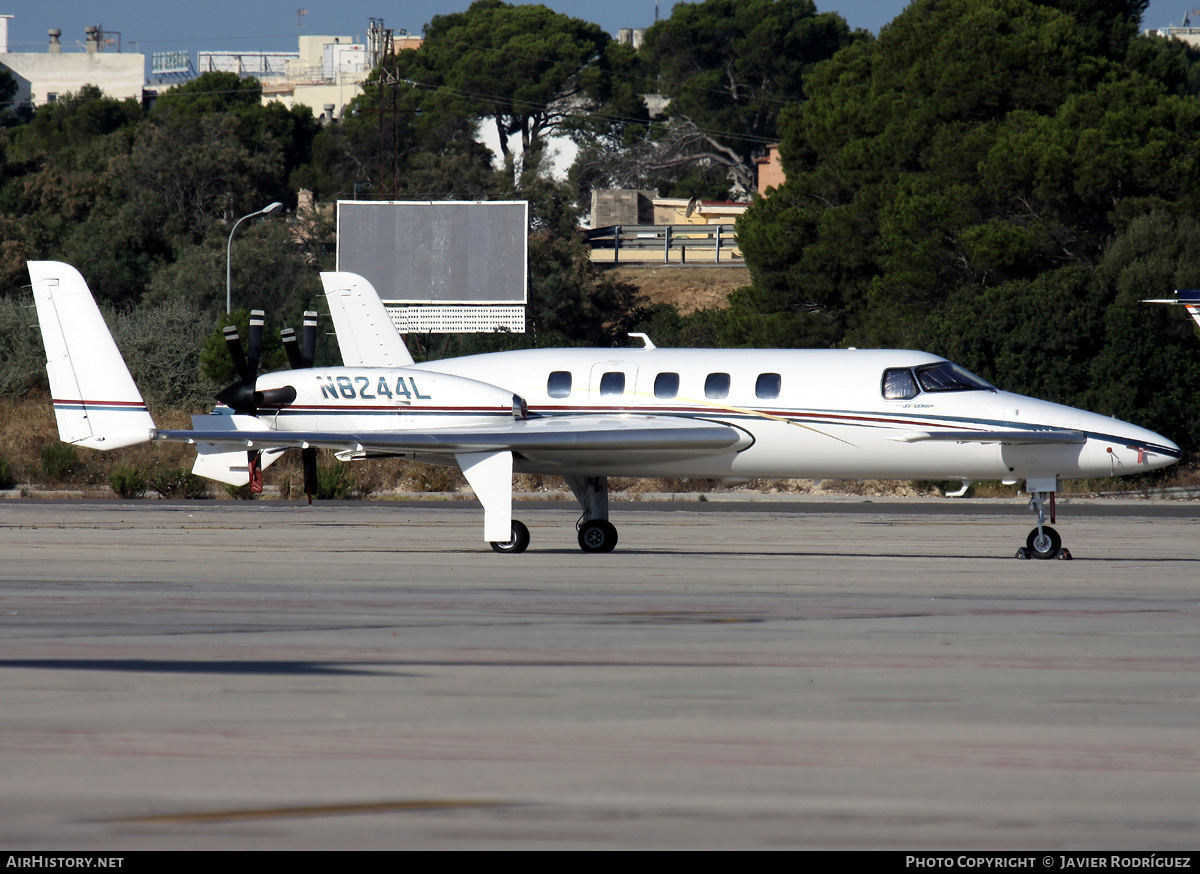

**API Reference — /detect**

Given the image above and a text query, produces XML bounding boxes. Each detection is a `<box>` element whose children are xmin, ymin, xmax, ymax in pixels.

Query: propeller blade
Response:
<box><xmin>216</xmin><ymin>316</ymin><xmax>261</xmax><ymax>416</ymax></box>
<box><xmin>246</xmin><ymin>309</ymin><xmax>265</xmax><ymax>382</ymax></box>
<box><xmin>301</xmin><ymin>311</ymin><xmax>318</xmax><ymax>369</ymax></box>
<box><xmin>281</xmin><ymin>327</ymin><xmax>303</xmax><ymax>369</ymax></box>
<box><xmin>302</xmin><ymin>446</ymin><xmax>318</xmax><ymax>504</ymax></box>
<box><xmin>222</xmin><ymin>325</ymin><xmax>251</xmax><ymax>385</ymax></box>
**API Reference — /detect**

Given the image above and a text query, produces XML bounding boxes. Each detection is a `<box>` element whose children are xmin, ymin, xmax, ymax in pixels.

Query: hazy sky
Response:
<box><xmin>4</xmin><ymin>1</ymin><xmax>1190</xmax><ymax>57</ymax></box>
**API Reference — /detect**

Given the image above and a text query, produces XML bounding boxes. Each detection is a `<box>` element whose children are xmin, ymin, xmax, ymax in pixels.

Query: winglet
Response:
<box><xmin>321</xmin><ymin>271</ymin><xmax>414</xmax><ymax>367</ymax></box>
<box><xmin>28</xmin><ymin>261</ymin><xmax>155</xmax><ymax>450</ymax></box>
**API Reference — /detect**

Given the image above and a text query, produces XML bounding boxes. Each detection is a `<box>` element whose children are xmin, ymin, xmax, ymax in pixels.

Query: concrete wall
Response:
<box><xmin>0</xmin><ymin>51</ymin><xmax>144</xmax><ymax>106</ymax></box>
<box><xmin>262</xmin><ymin>78</ymin><xmax>364</xmax><ymax>120</ymax></box>
<box><xmin>591</xmin><ymin>189</ymin><xmax>657</xmax><ymax>228</ymax></box>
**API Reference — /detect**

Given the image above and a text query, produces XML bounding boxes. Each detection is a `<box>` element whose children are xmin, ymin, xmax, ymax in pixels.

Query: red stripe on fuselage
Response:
<box><xmin>52</xmin><ymin>398</ymin><xmax>147</xmax><ymax>408</ymax></box>
<box><xmin>531</xmin><ymin>404</ymin><xmax>986</xmax><ymax>432</ymax></box>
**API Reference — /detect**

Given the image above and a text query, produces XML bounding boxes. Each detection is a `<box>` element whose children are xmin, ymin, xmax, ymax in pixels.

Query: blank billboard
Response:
<box><xmin>336</xmin><ymin>201</ymin><xmax>528</xmax><ymax>304</ymax></box>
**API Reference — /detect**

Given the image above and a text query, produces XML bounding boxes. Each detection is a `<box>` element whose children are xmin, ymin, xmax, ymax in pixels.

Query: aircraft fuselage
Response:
<box><xmin>246</xmin><ymin>347</ymin><xmax>1178</xmax><ymax>482</ymax></box>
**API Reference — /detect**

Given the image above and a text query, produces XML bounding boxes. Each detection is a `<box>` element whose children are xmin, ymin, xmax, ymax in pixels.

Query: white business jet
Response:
<box><xmin>30</xmin><ymin>261</ymin><xmax>1180</xmax><ymax>559</ymax></box>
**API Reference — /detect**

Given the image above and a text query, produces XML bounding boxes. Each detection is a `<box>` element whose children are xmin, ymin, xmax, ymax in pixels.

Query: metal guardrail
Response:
<box><xmin>585</xmin><ymin>224</ymin><xmax>742</xmax><ymax>264</ymax></box>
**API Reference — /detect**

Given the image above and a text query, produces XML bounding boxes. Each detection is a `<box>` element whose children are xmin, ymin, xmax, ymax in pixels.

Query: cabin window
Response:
<box><xmin>882</xmin><ymin>368</ymin><xmax>919</xmax><ymax>400</ymax></box>
<box><xmin>705</xmin><ymin>372</ymin><xmax>730</xmax><ymax>399</ymax></box>
<box><xmin>756</xmin><ymin>373</ymin><xmax>781</xmax><ymax>399</ymax></box>
<box><xmin>654</xmin><ymin>372</ymin><xmax>679</xmax><ymax>399</ymax></box>
<box><xmin>915</xmin><ymin>361</ymin><xmax>994</xmax><ymax>393</ymax></box>
<box><xmin>599</xmin><ymin>371</ymin><xmax>626</xmax><ymax>396</ymax></box>
<box><xmin>547</xmin><ymin>371</ymin><xmax>572</xmax><ymax>398</ymax></box>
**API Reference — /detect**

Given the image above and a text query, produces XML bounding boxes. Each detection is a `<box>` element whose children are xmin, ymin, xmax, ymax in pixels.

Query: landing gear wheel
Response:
<box><xmin>490</xmin><ymin>520</ymin><xmax>530</xmax><ymax>554</ymax></box>
<box><xmin>1025</xmin><ymin>525</ymin><xmax>1061</xmax><ymax>560</ymax></box>
<box><xmin>578</xmin><ymin>519</ymin><xmax>618</xmax><ymax>553</ymax></box>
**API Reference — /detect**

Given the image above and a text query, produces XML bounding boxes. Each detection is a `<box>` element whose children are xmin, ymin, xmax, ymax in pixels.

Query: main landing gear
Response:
<box><xmin>1015</xmin><ymin>488</ymin><xmax>1072</xmax><ymax>561</ymax></box>
<box><xmin>578</xmin><ymin>519</ymin><xmax>618</xmax><ymax>553</ymax></box>
<box><xmin>567</xmin><ymin>474</ymin><xmax>618</xmax><ymax>553</ymax></box>
<box><xmin>490</xmin><ymin>520</ymin><xmax>530</xmax><ymax>554</ymax></box>
<box><xmin>488</xmin><ymin>475</ymin><xmax>620</xmax><ymax>554</ymax></box>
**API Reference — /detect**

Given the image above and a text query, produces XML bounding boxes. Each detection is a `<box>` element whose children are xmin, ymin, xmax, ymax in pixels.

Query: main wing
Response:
<box><xmin>152</xmin><ymin>414</ymin><xmax>744</xmax><ymax>457</ymax></box>
<box><xmin>153</xmin><ymin>414</ymin><xmax>745</xmax><ymax>542</ymax></box>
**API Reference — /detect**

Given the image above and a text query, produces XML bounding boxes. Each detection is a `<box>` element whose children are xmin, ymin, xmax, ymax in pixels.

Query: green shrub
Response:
<box><xmin>109</xmin><ymin>466</ymin><xmax>148</xmax><ymax>499</ymax></box>
<box><xmin>0</xmin><ymin>293</ymin><xmax>50</xmax><ymax>398</ymax></box>
<box><xmin>151</xmin><ymin>468</ymin><xmax>209</xmax><ymax>499</ymax></box>
<box><xmin>39</xmin><ymin>444</ymin><xmax>80</xmax><ymax>482</ymax></box>
<box><xmin>404</xmin><ymin>462</ymin><xmax>464</xmax><ymax>492</ymax></box>
<box><xmin>0</xmin><ymin>454</ymin><xmax>13</xmax><ymax>489</ymax></box>
<box><xmin>350</xmin><ymin>466</ymin><xmax>380</xmax><ymax>499</ymax></box>
<box><xmin>316</xmin><ymin>461</ymin><xmax>354</xmax><ymax>500</ymax></box>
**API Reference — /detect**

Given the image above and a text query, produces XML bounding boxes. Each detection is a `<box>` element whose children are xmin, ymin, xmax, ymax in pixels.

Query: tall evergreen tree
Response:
<box><xmin>734</xmin><ymin>0</ymin><xmax>1200</xmax><ymax>348</ymax></box>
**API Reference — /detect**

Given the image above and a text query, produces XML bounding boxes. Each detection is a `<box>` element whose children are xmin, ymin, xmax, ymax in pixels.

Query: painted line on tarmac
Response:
<box><xmin>110</xmin><ymin>798</ymin><xmax>513</xmax><ymax>824</ymax></box>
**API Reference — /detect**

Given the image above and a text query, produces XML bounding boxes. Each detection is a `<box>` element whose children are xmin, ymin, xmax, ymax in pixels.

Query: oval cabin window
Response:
<box><xmin>705</xmin><ymin>373</ymin><xmax>730</xmax><ymax>399</ymax></box>
<box><xmin>547</xmin><ymin>371</ymin><xmax>572</xmax><ymax>398</ymax></box>
<box><xmin>756</xmin><ymin>373</ymin><xmax>781</xmax><ymax>399</ymax></box>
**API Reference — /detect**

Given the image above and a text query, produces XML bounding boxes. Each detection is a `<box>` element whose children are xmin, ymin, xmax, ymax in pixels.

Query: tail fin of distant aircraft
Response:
<box><xmin>1143</xmin><ymin>290</ymin><xmax>1200</xmax><ymax>329</ymax></box>
<box><xmin>28</xmin><ymin>261</ymin><xmax>155</xmax><ymax>450</ymax></box>
<box><xmin>320</xmin><ymin>272</ymin><xmax>414</xmax><ymax>367</ymax></box>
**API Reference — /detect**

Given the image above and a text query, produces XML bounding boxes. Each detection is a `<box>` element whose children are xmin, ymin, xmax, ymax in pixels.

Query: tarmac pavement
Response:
<box><xmin>1</xmin><ymin>498</ymin><xmax>1197</xmax><ymax>850</ymax></box>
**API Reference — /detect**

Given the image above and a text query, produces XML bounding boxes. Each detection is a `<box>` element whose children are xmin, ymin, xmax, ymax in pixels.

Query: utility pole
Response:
<box><xmin>377</xmin><ymin>29</ymin><xmax>401</xmax><ymax>199</ymax></box>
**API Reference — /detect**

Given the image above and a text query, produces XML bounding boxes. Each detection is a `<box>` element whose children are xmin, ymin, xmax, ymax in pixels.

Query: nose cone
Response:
<box><xmin>1001</xmin><ymin>392</ymin><xmax>1181</xmax><ymax>477</ymax></box>
<box><xmin>1076</xmin><ymin>408</ymin><xmax>1181</xmax><ymax>472</ymax></box>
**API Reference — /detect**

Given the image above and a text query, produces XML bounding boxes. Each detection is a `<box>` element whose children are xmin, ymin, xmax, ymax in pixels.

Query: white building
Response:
<box><xmin>258</xmin><ymin>32</ymin><xmax>423</xmax><ymax>121</ymax></box>
<box><xmin>0</xmin><ymin>19</ymin><xmax>144</xmax><ymax>108</ymax></box>
<box><xmin>259</xmin><ymin>35</ymin><xmax>365</xmax><ymax>121</ymax></box>
<box><xmin>1143</xmin><ymin>19</ymin><xmax>1200</xmax><ymax>48</ymax></box>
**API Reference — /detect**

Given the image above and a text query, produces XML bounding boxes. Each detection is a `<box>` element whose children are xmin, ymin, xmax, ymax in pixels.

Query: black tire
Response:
<box><xmin>490</xmin><ymin>520</ymin><xmax>530</xmax><ymax>554</ymax></box>
<box><xmin>1026</xmin><ymin>525</ymin><xmax>1061</xmax><ymax>560</ymax></box>
<box><xmin>578</xmin><ymin>519</ymin><xmax>618</xmax><ymax>553</ymax></box>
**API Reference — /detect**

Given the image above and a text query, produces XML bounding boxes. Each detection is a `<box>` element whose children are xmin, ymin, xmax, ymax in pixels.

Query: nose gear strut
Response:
<box><xmin>1016</xmin><ymin>489</ymin><xmax>1071</xmax><ymax>560</ymax></box>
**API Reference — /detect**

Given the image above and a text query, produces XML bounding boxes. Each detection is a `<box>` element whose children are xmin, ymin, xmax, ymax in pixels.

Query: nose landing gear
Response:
<box><xmin>1015</xmin><ymin>487</ymin><xmax>1072</xmax><ymax>560</ymax></box>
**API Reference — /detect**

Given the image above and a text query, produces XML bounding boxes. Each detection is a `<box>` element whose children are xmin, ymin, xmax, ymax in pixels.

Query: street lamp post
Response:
<box><xmin>226</xmin><ymin>201</ymin><xmax>284</xmax><ymax>314</ymax></box>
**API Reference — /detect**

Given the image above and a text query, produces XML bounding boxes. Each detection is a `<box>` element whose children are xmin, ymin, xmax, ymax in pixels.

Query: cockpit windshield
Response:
<box><xmin>882</xmin><ymin>362</ymin><xmax>994</xmax><ymax>400</ymax></box>
<box><xmin>914</xmin><ymin>362</ymin><xmax>994</xmax><ymax>393</ymax></box>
